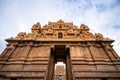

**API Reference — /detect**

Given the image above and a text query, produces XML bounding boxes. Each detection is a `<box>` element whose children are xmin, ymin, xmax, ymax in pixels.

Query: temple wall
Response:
<box><xmin>0</xmin><ymin>20</ymin><xmax>120</xmax><ymax>80</ymax></box>
<box><xmin>0</xmin><ymin>44</ymin><xmax>51</xmax><ymax>80</ymax></box>
<box><xmin>70</xmin><ymin>42</ymin><xmax>120</xmax><ymax>80</ymax></box>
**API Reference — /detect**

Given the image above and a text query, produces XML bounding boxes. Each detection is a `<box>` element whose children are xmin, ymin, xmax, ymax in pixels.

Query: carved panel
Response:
<box><xmin>82</xmin><ymin>46</ymin><xmax>92</xmax><ymax>59</ymax></box>
<box><xmin>98</xmin><ymin>47</ymin><xmax>109</xmax><ymax>59</ymax></box>
<box><xmin>106</xmin><ymin>49</ymin><xmax>116</xmax><ymax>59</ymax></box>
<box><xmin>27</xmin><ymin>46</ymin><xmax>50</xmax><ymax>59</ymax></box>
<box><xmin>16</xmin><ymin>46</ymin><xmax>25</xmax><ymax>58</ymax></box>
<box><xmin>89</xmin><ymin>46</ymin><xmax>104</xmax><ymax>59</ymax></box>
<box><xmin>10</xmin><ymin>47</ymin><xmax>21</xmax><ymax>58</ymax></box>
<box><xmin>37</xmin><ymin>46</ymin><xmax>50</xmax><ymax>57</ymax></box>
<box><xmin>19</xmin><ymin>46</ymin><xmax>31</xmax><ymax>58</ymax></box>
<box><xmin>1</xmin><ymin>49</ymin><xmax>11</xmax><ymax>59</ymax></box>
<box><xmin>28</xmin><ymin>47</ymin><xmax>38</xmax><ymax>58</ymax></box>
<box><xmin>70</xmin><ymin>46</ymin><xmax>83</xmax><ymax>58</ymax></box>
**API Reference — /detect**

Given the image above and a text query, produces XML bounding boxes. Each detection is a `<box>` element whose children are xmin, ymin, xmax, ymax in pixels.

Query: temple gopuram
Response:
<box><xmin>54</xmin><ymin>65</ymin><xmax>66</xmax><ymax>80</ymax></box>
<box><xmin>0</xmin><ymin>20</ymin><xmax>120</xmax><ymax>80</ymax></box>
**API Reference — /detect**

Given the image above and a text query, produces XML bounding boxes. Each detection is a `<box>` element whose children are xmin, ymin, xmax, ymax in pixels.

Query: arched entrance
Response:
<box><xmin>47</xmin><ymin>45</ymin><xmax>73</xmax><ymax>80</ymax></box>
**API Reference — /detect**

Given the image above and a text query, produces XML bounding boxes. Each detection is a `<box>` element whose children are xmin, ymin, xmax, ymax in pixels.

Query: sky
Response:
<box><xmin>0</xmin><ymin>0</ymin><xmax>120</xmax><ymax>56</ymax></box>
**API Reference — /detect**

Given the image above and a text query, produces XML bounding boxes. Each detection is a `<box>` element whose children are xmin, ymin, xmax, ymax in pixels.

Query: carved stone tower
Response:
<box><xmin>54</xmin><ymin>65</ymin><xmax>66</xmax><ymax>80</ymax></box>
<box><xmin>0</xmin><ymin>20</ymin><xmax>120</xmax><ymax>80</ymax></box>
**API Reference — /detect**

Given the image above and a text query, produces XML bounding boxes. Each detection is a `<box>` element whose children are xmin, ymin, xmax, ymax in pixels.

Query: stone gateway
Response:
<box><xmin>0</xmin><ymin>20</ymin><xmax>120</xmax><ymax>80</ymax></box>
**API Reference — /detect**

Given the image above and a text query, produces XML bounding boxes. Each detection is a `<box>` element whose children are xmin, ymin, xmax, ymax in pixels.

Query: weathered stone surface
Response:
<box><xmin>0</xmin><ymin>20</ymin><xmax>120</xmax><ymax>80</ymax></box>
<box><xmin>54</xmin><ymin>65</ymin><xmax>66</xmax><ymax>80</ymax></box>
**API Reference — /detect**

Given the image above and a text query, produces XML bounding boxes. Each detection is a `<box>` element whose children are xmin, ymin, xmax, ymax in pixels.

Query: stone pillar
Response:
<box><xmin>46</xmin><ymin>49</ymin><xmax>54</xmax><ymax>80</ymax></box>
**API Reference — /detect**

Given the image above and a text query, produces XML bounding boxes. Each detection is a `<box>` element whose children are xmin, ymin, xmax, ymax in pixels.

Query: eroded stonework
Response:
<box><xmin>0</xmin><ymin>20</ymin><xmax>120</xmax><ymax>80</ymax></box>
<box><xmin>54</xmin><ymin>65</ymin><xmax>66</xmax><ymax>80</ymax></box>
<box><xmin>14</xmin><ymin>19</ymin><xmax>109</xmax><ymax>40</ymax></box>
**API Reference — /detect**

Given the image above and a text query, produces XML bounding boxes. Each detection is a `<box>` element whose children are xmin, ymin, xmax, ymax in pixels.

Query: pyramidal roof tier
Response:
<box><xmin>6</xmin><ymin>19</ymin><xmax>114</xmax><ymax>42</ymax></box>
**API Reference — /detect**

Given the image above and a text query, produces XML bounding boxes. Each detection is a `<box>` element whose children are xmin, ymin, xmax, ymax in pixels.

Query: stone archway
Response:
<box><xmin>47</xmin><ymin>45</ymin><xmax>73</xmax><ymax>80</ymax></box>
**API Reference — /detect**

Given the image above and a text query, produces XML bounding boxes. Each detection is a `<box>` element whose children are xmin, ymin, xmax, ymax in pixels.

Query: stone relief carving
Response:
<box><xmin>16</xmin><ymin>32</ymin><xmax>26</xmax><ymax>39</ymax></box>
<box><xmin>95</xmin><ymin>33</ymin><xmax>103</xmax><ymax>39</ymax></box>
<box><xmin>31</xmin><ymin>22</ymin><xmax>41</xmax><ymax>34</ymax></box>
<box><xmin>13</xmin><ymin>20</ymin><xmax>111</xmax><ymax>40</ymax></box>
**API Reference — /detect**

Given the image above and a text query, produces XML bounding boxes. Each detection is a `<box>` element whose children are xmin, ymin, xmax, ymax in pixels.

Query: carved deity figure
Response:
<box><xmin>80</xmin><ymin>24</ymin><xmax>89</xmax><ymax>31</ymax></box>
<box><xmin>16</xmin><ymin>32</ymin><xmax>26</xmax><ymax>39</ymax></box>
<box><xmin>95</xmin><ymin>33</ymin><xmax>103</xmax><ymax>39</ymax></box>
<box><xmin>13</xmin><ymin>20</ymin><xmax>108</xmax><ymax>40</ymax></box>
<box><xmin>31</xmin><ymin>22</ymin><xmax>41</xmax><ymax>34</ymax></box>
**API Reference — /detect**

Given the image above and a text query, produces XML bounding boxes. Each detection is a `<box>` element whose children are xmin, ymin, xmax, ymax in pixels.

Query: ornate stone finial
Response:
<box><xmin>48</xmin><ymin>21</ymin><xmax>52</xmax><ymax>25</ymax></box>
<box><xmin>57</xmin><ymin>19</ymin><xmax>64</xmax><ymax>24</ymax></box>
<box><xmin>31</xmin><ymin>22</ymin><xmax>41</xmax><ymax>34</ymax></box>
<box><xmin>95</xmin><ymin>33</ymin><xmax>103</xmax><ymax>39</ymax></box>
<box><xmin>32</xmin><ymin>22</ymin><xmax>41</xmax><ymax>30</ymax></box>
<box><xmin>80</xmin><ymin>24</ymin><xmax>89</xmax><ymax>31</ymax></box>
<box><xmin>16</xmin><ymin>32</ymin><xmax>26</xmax><ymax>39</ymax></box>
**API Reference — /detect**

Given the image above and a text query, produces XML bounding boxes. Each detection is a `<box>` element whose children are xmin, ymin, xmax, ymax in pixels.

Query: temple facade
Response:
<box><xmin>0</xmin><ymin>20</ymin><xmax>120</xmax><ymax>80</ymax></box>
<box><xmin>54</xmin><ymin>65</ymin><xmax>66</xmax><ymax>80</ymax></box>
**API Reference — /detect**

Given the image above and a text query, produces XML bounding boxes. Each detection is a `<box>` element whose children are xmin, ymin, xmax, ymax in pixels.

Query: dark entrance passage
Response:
<box><xmin>47</xmin><ymin>45</ymin><xmax>73</xmax><ymax>80</ymax></box>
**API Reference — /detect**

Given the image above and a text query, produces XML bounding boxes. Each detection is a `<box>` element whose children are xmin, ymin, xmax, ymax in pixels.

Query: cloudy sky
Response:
<box><xmin>0</xmin><ymin>0</ymin><xmax>120</xmax><ymax>56</ymax></box>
